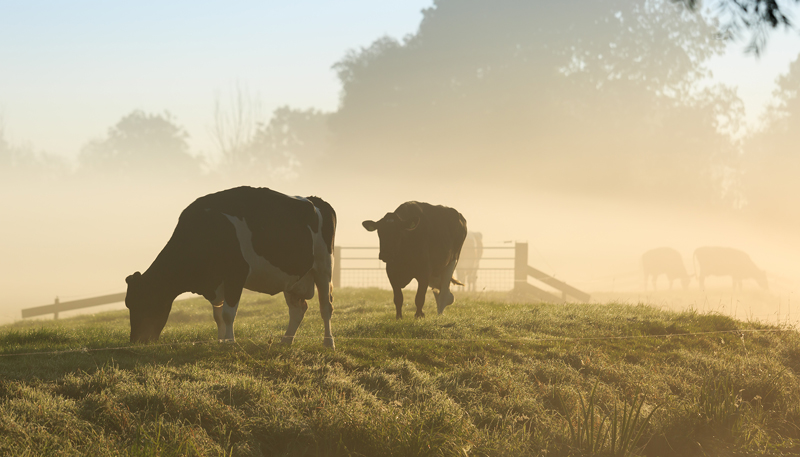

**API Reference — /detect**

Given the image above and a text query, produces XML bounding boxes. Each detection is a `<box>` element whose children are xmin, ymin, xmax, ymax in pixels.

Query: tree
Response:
<box><xmin>244</xmin><ymin>107</ymin><xmax>330</xmax><ymax>180</ymax></box>
<box><xmin>0</xmin><ymin>117</ymin><xmax>67</xmax><ymax>180</ymax></box>
<box><xmin>211</xmin><ymin>88</ymin><xmax>330</xmax><ymax>182</ymax></box>
<box><xmin>676</xmin><ymin>0</ymin><xmax>799</xmax><ymax>55</ymax></box>
<box><xmin>78</xmin><ymin>110</ymin><xmax>200</xmax><ymax>178</ymax></box>
<box><xmin>213</xmin><ymin>92</ymin><xmax>328</xmax><ymax>181</ymax></box>
<box><xmin>329</xmin><ymin>0</ymin><xmax>742</xmax><ymax>205</ymax></box>
<box><xmin>742</xmin><ymin>55</ymin><xmax>800</xmax><ymax>223</ymax></box>
<box><xmin>211</xmin><ymin>84</ymin><xmax>263</xmax><ymax>174</ymax></box>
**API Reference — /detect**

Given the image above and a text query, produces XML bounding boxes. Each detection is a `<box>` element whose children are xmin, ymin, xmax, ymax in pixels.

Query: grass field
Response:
<box><xmin>1</xmin><ymin>288</ymin><xmax>799</xmax><ymax>456</ymax></box>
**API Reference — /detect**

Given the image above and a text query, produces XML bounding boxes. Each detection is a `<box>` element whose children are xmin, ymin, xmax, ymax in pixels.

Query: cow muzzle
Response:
<box><xmin>130</xmin><ymin>322</ymin><xmax>161</xmax><ymax>343</ymax></box>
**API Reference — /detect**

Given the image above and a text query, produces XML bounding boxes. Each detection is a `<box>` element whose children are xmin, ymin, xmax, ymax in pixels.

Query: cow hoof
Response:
<box><xmin>415</xmin><ymin>312</ymin><xmax>425</xmax><ymax>318</ymax></box>
<box><xmin>324</xmin><ymin>337</ymin><xmax>335</xmax><ymax>350</ymax></box>
<box><xmin>281</xmin><ymin>336</ymin><xmax>295</xmax><ymax>345</ymax></box>
<box><xmin>218</xmin><ymin>338</ymin><xmax>235</xmax><ymax>343</ymax></box>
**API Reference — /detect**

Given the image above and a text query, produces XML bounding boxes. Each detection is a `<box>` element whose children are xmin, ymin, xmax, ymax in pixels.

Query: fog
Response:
<box><xmin>2</xmin><ymin>0</ymin><xmax>799</xmax><ymax>325</ymax></box>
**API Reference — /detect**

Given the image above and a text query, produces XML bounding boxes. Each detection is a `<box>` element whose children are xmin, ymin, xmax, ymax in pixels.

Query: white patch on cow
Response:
<box><xmin>223</xmin><ymin>213</ymin><xmax>315</xmax><ymax>297</ymax></box>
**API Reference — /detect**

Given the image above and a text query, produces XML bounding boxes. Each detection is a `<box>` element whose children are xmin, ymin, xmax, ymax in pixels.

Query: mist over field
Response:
<box><xmin>2</xmin><ymin>0</ymin><xmax>800</xmax><ymax>325</ymax></box>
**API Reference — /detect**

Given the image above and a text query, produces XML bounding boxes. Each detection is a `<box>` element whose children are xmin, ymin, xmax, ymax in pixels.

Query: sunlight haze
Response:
<box><xmin>2</xmin><ymin>0</ymin><xmax>800</xmax><ymax>327</ymax></box>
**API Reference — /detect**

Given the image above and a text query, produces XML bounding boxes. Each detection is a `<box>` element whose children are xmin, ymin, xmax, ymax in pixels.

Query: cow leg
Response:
<box><xmin>208</xmin><ymin>283</ymin><xmax>227</xmax><ymax>341</ymax></box>
<box><xmin>392</xmin><ymin>287</ymin><xmax>404</xmax><ymax>319</ymax></box>
<box><xmin>436</xmin><ymin>259</ymin><xmax>458</xmax><ymax>315</ymax></box>
<box><xmin>281</xmin><ymin>291</ymin><xmax>308</xmax><ymax>345</ymax></box>
<box><xmin>220</xmin><ymin>301</ymin><xmax>239</xmax><ymax>341</ymax></box>
<box><xmin>315</xmin><ymin>273</ymin><xmax>335</xmax><ymax>350</ymax></box>
<box><xmin>218</xmin><ymin>268</ymin><xmax>247</xmax><ymax>342</ymax></box>
<box><xmin>415</xmin><ymin>279</ymin><xmax>429</xmax><ymax>318</ymax></box>
<box><xmin>220</xmin><ymin>288</ymin><xmax>245</xmax><ymax>343</ymax></box>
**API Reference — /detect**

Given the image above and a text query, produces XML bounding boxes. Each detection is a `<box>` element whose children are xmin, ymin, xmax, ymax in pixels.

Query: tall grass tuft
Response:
<box><xmin>608</xmin><ymin>391</ymin><xmax>662</xmax><ymax>456</ymax></box>
<box><xmin>699</xmin><ymin>375</ymin><xmax>745</xmax><ymax>437</ymax></box>
<box><xmin>555</xmin><ymin>382</ymin><xmax>660</xmax><ymax>457</ymax></box>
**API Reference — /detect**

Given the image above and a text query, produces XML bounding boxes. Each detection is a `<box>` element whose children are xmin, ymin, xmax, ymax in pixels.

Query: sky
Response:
<box><xmin>0</xmin><ymin>1</ymin><xmax>433</xmax><ymax>160</ymax></box>
<box><xmin>1</xmin><ymin>1</ymin><xmax>799</xmax><ymax>161</ymax></box>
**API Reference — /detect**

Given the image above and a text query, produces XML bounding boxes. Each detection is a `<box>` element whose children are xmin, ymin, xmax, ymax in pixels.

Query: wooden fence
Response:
<box><xmin>21</xmin><ymin>292</ymin><xmax>127</xmax><ymax>320</ymax></box>
<box><xmin>334</xmin><ymin>242</ymin><xmax>589</xmax><ymax>303</ymax></box>
<box><xmin>22</xmin><ymin>242</ymin><xmax>589</xmax><ymax>320</ymax></box>
<box><xmin>513</xmin><ymin>242</ymin><xmax>591</xmax><ymax>303</ymax></box>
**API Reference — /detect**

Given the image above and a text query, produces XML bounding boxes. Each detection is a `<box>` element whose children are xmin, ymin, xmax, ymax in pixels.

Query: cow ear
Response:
<box><xmin>362</xmin><ymin>220</ymin><xmax>378</xmax><ymax>232</ymax></box>
<box><xmin>126</xmin><ymin>271</ymin><xmax>142</xmax><ymax>285</ymax></box>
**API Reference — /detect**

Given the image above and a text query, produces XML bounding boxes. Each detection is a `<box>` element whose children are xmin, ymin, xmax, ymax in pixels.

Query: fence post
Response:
<box><xmin>514</xmin><ymin>242</ymin><xmax>528</xmax><ymax>291</ymax></box>
<box><xmin>333</xmin><ymin>246</ymin><xmax>341</xmax><ymax>289</ymax></box>
<box><xmin>53</xmin><ymin>297</ymin><xmax>60</xmax><ymax>320</ymax></box>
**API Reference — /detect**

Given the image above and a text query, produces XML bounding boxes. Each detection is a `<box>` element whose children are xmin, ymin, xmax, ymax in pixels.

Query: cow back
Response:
<box><xmin>694</xmin><ymin>246</ymin><xmax>759</xmax><ymax>276</ymax></box>
<box><xmin>641</xmin><ymin>247</ymin><xmax>687</xmax><ymax>277</ymax></box>
<box><xmin>185</xmin><ymin>187</ymin><xmax>317</xmax><ymax>277</ymax></box>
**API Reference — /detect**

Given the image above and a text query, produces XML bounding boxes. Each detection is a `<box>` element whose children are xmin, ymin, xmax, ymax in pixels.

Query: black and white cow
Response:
<box><xmin>362</xmin><ymin>201</ymin><xmax>467</xmax><ymax>318</ymax></box>
<box><xmin>125</xmin><ymin>186</ymin><xmax>337</xmax><ymax>348</ymax></box>
<box><xmin>693</xmin><ymin>246</ymin><xmax>768</xmax><ymax>291</ymax></box>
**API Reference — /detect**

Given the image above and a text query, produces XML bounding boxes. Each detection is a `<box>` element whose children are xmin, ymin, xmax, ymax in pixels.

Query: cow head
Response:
<box><xmin>125</xmin><ymin>271</ymin><xmax>172</xmax><ymax>343</ymax></box>
<box><xmin>363</xmin><ymin>205</ymin><xmax>421</xmax><ymax>263</ymax></box>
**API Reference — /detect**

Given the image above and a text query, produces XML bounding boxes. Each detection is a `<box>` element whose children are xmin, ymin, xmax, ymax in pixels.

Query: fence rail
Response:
<box><xmin>22</xmin><ymin>242</ymin><xmax>589</xmax><ymax>320</ymax></box>
<box><xmin>21</xmin><ymin>293</ymin><xmax>127</xmax><ymax>319</ymax></box>
<box><xmin>335</xmin><ymin>242</ymin><xmax>590</xmax><ymax>303</ymax></box>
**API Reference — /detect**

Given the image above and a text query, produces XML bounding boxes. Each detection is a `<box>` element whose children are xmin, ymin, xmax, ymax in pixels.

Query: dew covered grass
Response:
<box><xmin>1</xmin><ymin>288</ymin><xmax>799</xmax><ymax>456</ymax></box>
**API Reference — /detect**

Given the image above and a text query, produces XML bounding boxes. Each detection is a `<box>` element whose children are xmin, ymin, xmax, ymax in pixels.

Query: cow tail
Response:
<box><xmin>450</xmin><ymin>216</ymin><xmax>468</xmax><ymax>287</ymax></box>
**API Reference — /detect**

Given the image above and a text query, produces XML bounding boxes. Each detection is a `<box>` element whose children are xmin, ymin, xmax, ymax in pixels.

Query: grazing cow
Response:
<box><xmin>362</xmin><ymin>201</ymin><xmax>467</xmax><ymax>318</ymax></box>
<box><xmin>456</xmin><ymin>232</ymin><xmax>483</xmax><ymax>291</ymax></box>
<box><xmin>125</xmin><ymin>186</ymin><xmax>337</xmax><ymax>348</ymax></box>
<box><xmin>641</xmin><ymin>247</ymin><xmax>690</xmax><ymax>290</ymax></box>
<box><xmin>693</xmin><ymin>246</ymin><xmax>768</xmax><ymax>291</ymax></box>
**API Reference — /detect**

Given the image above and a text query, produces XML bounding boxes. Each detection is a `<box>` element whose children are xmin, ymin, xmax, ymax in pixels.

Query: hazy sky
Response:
<box><xmin>1</xmin><ymin>1</ymin><xmax>799</xmax><ymax>160</ymax></box>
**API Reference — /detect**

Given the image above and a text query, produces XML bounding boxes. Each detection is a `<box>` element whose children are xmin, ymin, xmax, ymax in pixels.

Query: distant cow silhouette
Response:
<box><xmin>641</xmin><ymin>247</ymin><xmax>690</xmax><ymax>290</ymax></box>
<box><xmin>693</xmin><ymin>246</ymin><xmax>768</xmax><ymax>290</ymax></box>
<box><xmin>456</xmin><ymin>232</ymin><xmax>483</xmax><ymax>291</ymax></box>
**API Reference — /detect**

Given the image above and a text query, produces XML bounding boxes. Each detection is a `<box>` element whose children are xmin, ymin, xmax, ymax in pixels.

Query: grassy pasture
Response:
<box><xmin>1</xmin><ymin>288</ymin><xmax>799</xmax><ymax>456</ymax></box>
